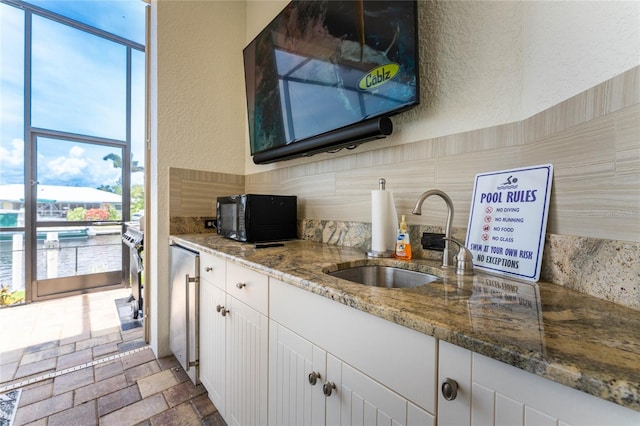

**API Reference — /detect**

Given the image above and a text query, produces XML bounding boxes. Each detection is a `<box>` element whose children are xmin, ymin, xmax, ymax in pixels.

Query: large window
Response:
<box><xmin>0</xmin><ymin>0</ymin><xmax>146</xmax><ymax>304</ymax></box>
<box><xmin>31</xmin><ymin>14</ymin><xmax>128</xmax><ymax>140</ymax></box>
<box><xmin>0</xmin><ymin>3</ymin><xmax>25</xmax><ymax>186</ymax></box>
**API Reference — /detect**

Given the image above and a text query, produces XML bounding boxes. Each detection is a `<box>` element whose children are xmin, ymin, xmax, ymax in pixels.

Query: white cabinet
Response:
<box><xmin>225</xmin><ymin>295</ymin><xmax>269</xmax><ymax>426</ymax></box>
<box><xmin>437</xmin><ymin>341</ymin><xmax>472</xmax><ymax>426</ymax></box>
<box><xmin>438</xmin><ymin>340</ymin><xmax>639</xmax><ymax>426</ymax></box>
<box><xmin>197</xmin><ymin>249</ymin><xmax>638</xmax><ymax>426</ymax></box>
<box><xmin>269</xmin><ymin>321</ymin><xmax>326</xmax><ymax>426</ymax></box>
<box><xmin>199</xmin><ymin>255</ymin><xmax>269</xmax><ymax>426</ymax></box>
<box><xmin>327</xmin><ymin>353</ymin><xmax>434</xmax><ymax>426</ymax></box>
<box><xmin>224</xmin><ymin>262</ymin><xmax>269</xmax><ymax>426</ymax></box>
<box><xmin>269</xmin><ymin>278</ymin><xmax>436</xmax><ymax>426</ymax></box>
<box><xmin>227</xmin><ymin>261</ymin><xmax>268</xmax><ymax>315</ymax></box>
<box><xmin>199</xmin><ymin>278</ymin><xmax>226</xmax><ymax>413</ymax></box>
<box><xmin>199</xmin><ymin>252</ymin><xmax>226</xmax><ymax>416</ymax></box>
<box><xmin>270</xmin><ymin>320</ymin><xmax>434</xmax><ymax>426</ymax></box>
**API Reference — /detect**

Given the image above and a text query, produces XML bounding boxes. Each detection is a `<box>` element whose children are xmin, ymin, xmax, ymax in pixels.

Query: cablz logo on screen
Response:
<box><xmin>359</xmin><ymin>64</ymin><xmax>400</xmax><ymax>90</ymax></box>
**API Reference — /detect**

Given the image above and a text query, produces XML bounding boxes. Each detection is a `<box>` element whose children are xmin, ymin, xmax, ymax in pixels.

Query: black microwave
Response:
<box><xmin>216</xmin><ymin>194</ymin><xmax>297</xmax><ymax>242</ymax></box>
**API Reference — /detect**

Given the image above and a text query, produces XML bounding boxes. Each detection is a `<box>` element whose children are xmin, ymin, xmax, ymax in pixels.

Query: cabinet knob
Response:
<box><xmin>323</xmin><ymin>381</ymin><xmax>336</xmax><ymax>397</ymax></box>
<box><xmin>441</xmin><ymin>378</ymin><xmax>458</xmax><ymax>401</ymax></box>
<box><xmin>308</xmin><ymin>371</ymin><xmax>321</xmax><ymax>385</ymax></box>
<box><xmin>235</xmin><ymin>282</ymin><xmax>246</xmax><ymax>289</ymax></box>
<box><xmin>216</xmin><ymin>305</ymin><xmax>229</xmax><ymax>316</ymax></box>
<box><xmin>205</xmin><ymin>266</ymin><xmax>213</xmax><ymax>272</ymax></box>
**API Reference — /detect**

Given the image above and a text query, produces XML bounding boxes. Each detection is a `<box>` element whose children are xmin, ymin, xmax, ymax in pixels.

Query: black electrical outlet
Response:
<box><xmin>422</xmin><ymin>232</ymin><xmax>445</xmax><ymax>251</ymax></box>
<box><xmin>204</xmin><ymin>219</ymin><xmax>216</xmax><ymax>229</ymax></box>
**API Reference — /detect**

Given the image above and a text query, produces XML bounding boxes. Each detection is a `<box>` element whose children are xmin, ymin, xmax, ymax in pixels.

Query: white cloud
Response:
<box><xmin>46</xmin><ymin>154</ymin><xmax>88</xmax><ymax>177</ymax></box>
<box><xmin>69</xmin><ymin>145</ymin><xmax>85</xmax><ymax>158</ymax></box>
<box><xmin>38</xmin><ymin>144</ymin><xmax>121</xmax><ymax>187</ymax></box>
<box><xmin>0</xmin><ymin>138</ymin><xmax>24</xmax><ymax>167</ymax></box>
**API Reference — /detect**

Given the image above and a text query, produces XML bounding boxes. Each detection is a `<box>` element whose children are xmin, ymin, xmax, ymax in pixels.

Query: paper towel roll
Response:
<box><xmin>371</xmin><ymin>189</ymin><xmax>398</xmax><ymax>254</ymax></box>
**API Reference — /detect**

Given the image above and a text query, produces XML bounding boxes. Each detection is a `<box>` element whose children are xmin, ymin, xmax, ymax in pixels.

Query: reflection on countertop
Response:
<box><xmin>171</xmin><ymin>234</ymin><xmax>640</xmax><ymax>412</ymax></box>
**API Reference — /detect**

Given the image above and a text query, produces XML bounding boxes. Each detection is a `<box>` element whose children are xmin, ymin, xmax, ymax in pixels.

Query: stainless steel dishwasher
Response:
<box><xmin>169</xmin><ymin>244</ymin><xmax>200</xmax><ymax>384</ymax></box>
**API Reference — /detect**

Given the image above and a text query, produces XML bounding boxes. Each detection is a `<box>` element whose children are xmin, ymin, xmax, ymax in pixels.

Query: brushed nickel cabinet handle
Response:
<box><xmin>308</xmin><ymin>371</ymin><xmax>321</xmax><ymax>385</ymax></box>
<box><xmin>441</xmin><ymin>378</ymin><xmax>458</xmax><ymax>401</ymax></box>
<box><xmin>323</xmin><ymin>381</ymin><xmax>336</xmax><ymax>397</ymax></box>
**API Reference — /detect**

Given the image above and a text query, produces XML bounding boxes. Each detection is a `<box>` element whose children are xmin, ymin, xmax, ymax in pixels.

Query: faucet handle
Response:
<box><xmin>443</xmin><ymin>238</ymin><xmax>474</xmax><ymax>276</ymax></box>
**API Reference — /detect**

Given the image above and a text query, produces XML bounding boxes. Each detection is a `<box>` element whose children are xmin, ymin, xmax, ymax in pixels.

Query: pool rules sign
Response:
<box><xmin>465</xmin><ymin>164</ymin><xmax>553</xmax><ymax>282</ymax></box>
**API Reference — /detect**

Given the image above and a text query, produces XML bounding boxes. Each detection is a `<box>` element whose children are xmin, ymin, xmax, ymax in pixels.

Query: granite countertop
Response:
<box><xmin>171</xmin><ymin>234</ymin><xmax>640</xmax><ymax>412</ymax></box>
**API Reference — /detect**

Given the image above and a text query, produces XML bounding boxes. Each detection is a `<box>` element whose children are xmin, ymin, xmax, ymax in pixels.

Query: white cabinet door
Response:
<box><xmin>199</xmin><ymin>257</ymin><xmax>269</xmax><ymax>425</ymax></box>
<box><xmin>270</xmin><ymin>278</ymin><xmax>437</xmax><ymax>414</ymax></box>
<box><xmin>269</xmin><ymin>320</ymin><xmax>327</xmax><ymax>426</ymax></box>
<box><xmin>438</xmin><ymin>341</ymin><xmax>472</xmax><ymax>426</ymax></box>
<box><xmin>326</xmin><ymin>353</ymin><xmax>434</xmax><ymax>426</ymax></box>
<box><xmin>471</xmin><ymin>351</ymin><xmax>639</xmax><ymax>426</ymax></box>
<box><xmin>438</xmin><ymin>341</ymin><xmax>639</xmax><ymax>426</ymax></box>
<box><xmin>269</xmin><ymin>320</ymin><xmax>434</xmax><ymax>426</ymax></box>
<box><xmin>199</xmin><ymin>278</ymin><xmax>226</xmax><ymax>418</ymax></box>
<box><xmin>225</xmin><ymin>295</ymin><xmax>269</xmax><ymax>426</ymax></box>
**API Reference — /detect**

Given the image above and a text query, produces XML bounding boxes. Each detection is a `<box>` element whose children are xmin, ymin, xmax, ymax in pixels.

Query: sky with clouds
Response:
<box><xmin>0</xmin><ymin>0</ymin><xmax>146</xmax><ymax>189</ymax></box>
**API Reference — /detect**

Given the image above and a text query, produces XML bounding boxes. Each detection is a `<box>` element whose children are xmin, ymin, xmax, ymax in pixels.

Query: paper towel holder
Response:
<box><xmin>367</xmin><ymin>178</ymin><xmax>397</xmax><ymax>258</ymax></box>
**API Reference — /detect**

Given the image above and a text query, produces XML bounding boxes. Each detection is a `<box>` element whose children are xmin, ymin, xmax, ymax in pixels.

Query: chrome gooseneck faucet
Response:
<box><xmin>411</xmin><ymin>189</ymin><xmax>454</xmax><ymax>268</ymax></box>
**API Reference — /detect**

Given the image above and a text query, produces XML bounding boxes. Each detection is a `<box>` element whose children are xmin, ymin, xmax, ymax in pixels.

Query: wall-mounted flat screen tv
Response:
<box><xmin>243</xmin><ymin>0</ymin><xmax>420</xmax><ymax>164</ymax></box>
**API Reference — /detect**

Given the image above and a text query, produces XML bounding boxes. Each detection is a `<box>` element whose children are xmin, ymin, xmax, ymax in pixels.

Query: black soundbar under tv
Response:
<box><xmin>252</xmin><ymin>116</ymin><xmax>393</xmax><ymax>164</ymax></box>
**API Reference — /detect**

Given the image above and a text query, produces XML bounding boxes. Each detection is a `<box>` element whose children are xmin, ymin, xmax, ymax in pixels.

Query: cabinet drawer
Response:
<box><xmin>200</xmin><ymin>252</ymin><xmax>225</xmax><ymax>290</ymax></box>
<box><xmin>227</xmin><ymin>262</ymin><xmax>268</xmax><ymax>315</ymax></box>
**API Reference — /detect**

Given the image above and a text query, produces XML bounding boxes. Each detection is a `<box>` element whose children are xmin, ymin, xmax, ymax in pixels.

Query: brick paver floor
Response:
<box><xmin>0</xmin><ymin>288</ymin><xmax>225</xmax><ymax>425</ymax></box>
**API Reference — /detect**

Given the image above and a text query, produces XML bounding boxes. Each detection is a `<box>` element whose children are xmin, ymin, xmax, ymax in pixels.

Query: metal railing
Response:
<box><xmin>0</xmin><ymin>236</ymin><xmax>123</xmax><ymax>289</ymax></box>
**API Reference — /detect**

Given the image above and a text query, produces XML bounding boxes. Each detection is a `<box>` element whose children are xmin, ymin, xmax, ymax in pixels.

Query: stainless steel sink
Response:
<box><xmin>327</xmin><ymin>265</ymin><xmax>440</xmax><ymax>289</ymax></box>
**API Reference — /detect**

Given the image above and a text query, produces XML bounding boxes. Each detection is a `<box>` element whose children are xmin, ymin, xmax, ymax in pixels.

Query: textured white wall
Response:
<box><xmin>397</xmin><ymin>1</ymin><xmax>524</xmax><ymax>146</ymax></box>
<box><xmin>245</xmin><ymin>0</ymin><xmax>640</xmax><ymax>175</ymax></box>
<box><xmin>521</xmin><ymin>1</ymin><xmax>640</xmax><ymax>118</ymax></box>
<box><xmin>149</xmin><ymin>0</ymin><xmax>246</xmax><ymax>356</ymax></box>
<box><xmin>156</xmin><ymin>2</ymin><xmax>246</xmax><ymax>175</ymax></box>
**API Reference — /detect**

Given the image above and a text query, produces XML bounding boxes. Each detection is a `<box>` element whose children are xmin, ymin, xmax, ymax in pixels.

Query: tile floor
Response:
<box><xmin>0</xmin><ymin>288</ymin><xmax>225</xmax><ymax>425</ymax></box>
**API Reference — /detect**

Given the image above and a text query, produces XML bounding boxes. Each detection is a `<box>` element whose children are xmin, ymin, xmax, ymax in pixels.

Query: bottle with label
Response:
<box><xmin>394</xmin><ymin>215</ymin><xmax>412</xmax><ymax>260</ymax></box>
